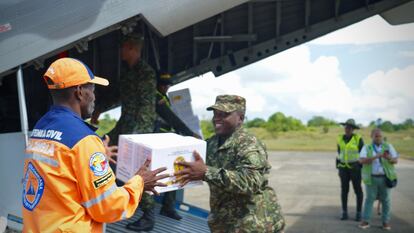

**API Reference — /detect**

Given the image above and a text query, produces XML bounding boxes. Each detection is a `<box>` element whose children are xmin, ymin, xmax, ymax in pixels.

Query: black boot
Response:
<box><xmin>340</xmin><ymin>212</ymin><xmax>348</xmax><ymax>220</ymax></box>
<box><xmin>160</xmin><ymin>191</ymin><xmax>182</xmax><ymax>220</ymax></box>
<box><xmin>126</xmin><ymin>209</ymin><xmax>155</xmax><ymax>232</ymax></box>
<box><xmin>160</xmin><ymin>208</ymin><xmax>182</xmax><ymax>220</ymax></box>
<box><xmin>355</xmin><ymin>212</ymin><xmax>361</xmax><ymax>222</ymax></box>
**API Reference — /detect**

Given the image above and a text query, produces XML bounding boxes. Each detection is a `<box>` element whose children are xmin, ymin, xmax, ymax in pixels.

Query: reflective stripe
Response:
<box><xmin>339</xmin><ymin>153</ymin><xmax>359</xmax><ymax>163</ymax></box>
<box><xmin>160</xmin><ymin>127</ymin><xmax>170</xmax><ymax>133</ymax></box>
<box><xmin>157</xmin><ymin>91</ymin><xmax>171</xmax><ymax>107</ymax></box>
<box><xmin>120</xmin><ymin>186</ymin><xmax>131</xmax><ymax>205</ymax></box>
<box><xmin>120</xmin><ymin>187</ymin><xmax>129</xmax><ymax>196</ymax></box>
<box><xmin>338</xmin><ymin>135</ymin><xmax>361</xmax><ymax>163</ymax></box>
<box><xmin>25</xmin><ymin>153</ymin><xmax>58</xmax><ymax>167</ymax></box>
<box><xmin>121</xmin><ymin>211</ymin><xmax>127</xmax><ymax>220</ymax></box>
<box><xmin>119</xmin><ymin>187</ymin><xmax>130</xmax><ymax>220</ymax></box>
<box><xmin>82</xmin><ymin>184</ymin><xmax>117</xmax><ymax>208</ymax></box>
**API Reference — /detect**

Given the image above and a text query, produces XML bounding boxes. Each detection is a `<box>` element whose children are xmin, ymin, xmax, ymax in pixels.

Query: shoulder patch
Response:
<box><xmin>93</xmin><ymin>172</ymin><xmax>113</xmax><ymax>189</ymax></box>
<box><xmin>23</xmin><ymin>162</ymin><xmax>45</xmax><ymax>211</ymax></box>
<box><xmin>89</xmin><ymin>152</ymin><xmax>109</xmax><ymax>176</ymax></box>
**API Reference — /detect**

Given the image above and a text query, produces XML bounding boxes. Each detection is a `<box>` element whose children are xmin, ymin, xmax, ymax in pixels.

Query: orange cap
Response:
<box><xmin>43</xmin><ymin>58</ymin><xmax>109</xmax><ymax>89</ymax></box>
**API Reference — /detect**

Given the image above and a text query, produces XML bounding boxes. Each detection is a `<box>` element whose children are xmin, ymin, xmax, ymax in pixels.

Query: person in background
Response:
<box><xmin>154</xmin><ymin>72</ymin><xmax>200</xmax><ymax>138</ymax></box>
<box><xmin>336</xmin><ymin>119</ymin><xmax>364</xmax><ymax>221</ymax></box>
<box><xmin>93</xmin><ymin>33</ymin><xmax>157</xmax><ymax>145</ymax></box>
<box><xmin>91</xmin><ymin>33</ymin><xmax>158</xmax><ymax>232</ymax></box>
<box><xmin>359</xmin><ymin>128</ymin><xmax>398</xmax><ymax>230</ymax></box>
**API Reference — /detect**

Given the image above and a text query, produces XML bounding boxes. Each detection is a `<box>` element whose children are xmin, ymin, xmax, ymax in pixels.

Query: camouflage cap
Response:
<box><xmin>207</xmin><ymin>95</ymin><xmax>246</xmax><ymax>113</ymax></box>
<box><xmin>121</xmin><ymin>32</ymin><xmax>144</xmax><ymax>45</ymax></box>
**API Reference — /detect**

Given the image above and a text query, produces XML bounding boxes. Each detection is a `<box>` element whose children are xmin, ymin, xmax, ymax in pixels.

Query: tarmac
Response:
<box><xmin>184</xmin><ymin>151</ymin><xmax>414</xmax><ymax>233</ymax></box>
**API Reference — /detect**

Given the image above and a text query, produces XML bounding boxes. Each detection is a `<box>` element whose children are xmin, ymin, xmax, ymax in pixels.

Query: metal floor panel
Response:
<box><xmin>106</xmin><ymin>205</ymin><xmax>209</xmax><ymax>233</ymax></box>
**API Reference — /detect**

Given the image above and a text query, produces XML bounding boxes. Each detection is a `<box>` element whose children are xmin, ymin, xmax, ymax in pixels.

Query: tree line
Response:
<box><xmin>200</xmin><ymin>112</ymin><xmax>414</xmax><ymax>138</ymax></box>
<box><xmin>369</xmin><ymin>118</ymin><xmax>414</xmax><ymax>132</ymax></box>
<box><xmin>95</xmin><ymin>112</ymin><xmax>414</xmax><ymax>138</ymax></box>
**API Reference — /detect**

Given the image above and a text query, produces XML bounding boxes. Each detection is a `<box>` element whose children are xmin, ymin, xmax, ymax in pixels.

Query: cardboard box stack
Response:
<box><xmin>116</xmin><ymin>133</ymin><xmax>207</xmax><ymax>193</ymax></box>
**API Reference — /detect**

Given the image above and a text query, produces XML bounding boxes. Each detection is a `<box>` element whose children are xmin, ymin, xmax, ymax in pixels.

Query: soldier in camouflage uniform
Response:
<box><xmin>91</xmin><ymin>33</ymin><xmax>157</xmax><ymax>232</ymax></box>
<box><xmin>176</xmin><ymin>95</ymin><xmax>285</xmax><ymax>233</ymax></box>
<box><xmin>92</xmin><ymin>33</ymin><xmax>156</xmax><ymax>143</ymax></box>
<box><xmin>154</xmin><ymin>73</ymin><xmax>201</xmax><ymax>221</ymax></box>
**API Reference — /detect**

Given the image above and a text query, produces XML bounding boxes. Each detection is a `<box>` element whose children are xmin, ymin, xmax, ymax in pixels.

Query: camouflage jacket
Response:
<box><xmin>204</xmin><ymin>127</ymin><xmax>285</xmax><ymax>233</ymax></box>
<box><xmin>107</xmin><ymin>60</ymin><xmax>156</xmax><ymax>143</ymax></box>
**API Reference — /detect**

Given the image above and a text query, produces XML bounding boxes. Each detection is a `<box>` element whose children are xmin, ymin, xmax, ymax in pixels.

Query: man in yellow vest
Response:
<box><xmin>358</xmin><ymin>128</ymin><xmax>398</xmax><ymax>230</ymax></box>
<box><xmin>337</xmin><ymin>119</ymin><xmax>364</xmax><ymax>221</ymax></box>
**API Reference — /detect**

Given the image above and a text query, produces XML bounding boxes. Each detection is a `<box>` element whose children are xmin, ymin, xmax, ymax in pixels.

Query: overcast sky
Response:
<box><xmin>108</xmin><ymin>15</ymin><xmax>414</xmax><ymax>126</ymax></box>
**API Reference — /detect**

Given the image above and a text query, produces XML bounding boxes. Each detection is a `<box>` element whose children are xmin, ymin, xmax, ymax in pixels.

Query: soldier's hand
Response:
<box><xmin>103</xmin><ymin>135</ymin><xmax>117</xmax><ymax>164</ymax></box>
<box><xmin>175</xmin><ymin>151</ymin><xmax>207</xmax><ymax>187</ymax></box>
<box><xmin>158</xmin><ymin>99</ymin><xmax>167</xmax><ymax>105</ymax></box>
<box><xmin>136</xmin><ymin>159</ymin><xmax>169</xmax><ymax>195</ymax></box>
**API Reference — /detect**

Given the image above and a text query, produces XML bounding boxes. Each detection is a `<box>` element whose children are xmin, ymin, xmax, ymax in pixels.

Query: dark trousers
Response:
<box><xmin>162</xmin><ymin>191</ymin><xmax>177</xmax><ymax>211</ymax></box>
<box><xmin>338</xmin><ymin>164</ymin><xmax>363</xmax><ymax>213</ymax></box>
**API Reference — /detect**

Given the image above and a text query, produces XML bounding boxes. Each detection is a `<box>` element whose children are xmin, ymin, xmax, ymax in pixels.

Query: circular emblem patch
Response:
<box><xmin>89</xmin><ymin>152</ymin><xmax>109</xmax><ymax>176</ymax></box>
<box><xmin>23</xmin><ymin>162</ymin><xmax>44</xmax><ymax>211</ymax></box>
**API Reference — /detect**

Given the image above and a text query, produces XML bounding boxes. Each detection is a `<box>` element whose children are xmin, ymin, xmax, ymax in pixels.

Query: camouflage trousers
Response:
<box><xmin>208</xmin><ymin>193</ymin><xmax>285</xmax><ymax>233</ymax></box>
<box><xmin>139</xmin><ymin>191</ymin><xmax>177</xmax><ymax>212</ymax></box>
<box><xmin>139</xmin><ymin>193</ymin><xmax>155</xmax><ymax>212</ymax></box>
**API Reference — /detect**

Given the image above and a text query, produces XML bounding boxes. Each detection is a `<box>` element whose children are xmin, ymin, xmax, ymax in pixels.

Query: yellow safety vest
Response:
<box><xmin>362</xmin><ymin>143</ymin><xmax>397</xmax><ymax>185</ymax></box>
<box><xmin>337</xmin><ymin>134</ymin><xmax>361</xmax><ymax>167</ymax></box>
<box><xmin>156</xmin><ymin>91</ymin><xmax>171</xmax><ymax>108</ymax></box>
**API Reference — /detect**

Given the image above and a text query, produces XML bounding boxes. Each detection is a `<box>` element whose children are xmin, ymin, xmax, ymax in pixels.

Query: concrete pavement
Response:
<box><xmin>184</xmin><ymin>151</ymin><xmax>414</xmax><ymax>233</ymax></box>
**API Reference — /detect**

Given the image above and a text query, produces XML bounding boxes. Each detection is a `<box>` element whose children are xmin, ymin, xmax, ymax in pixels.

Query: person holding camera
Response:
<box><xmin>359</xmin><ymin>128</ymin><xmax>398</xmax><ymax>230</ymax></box>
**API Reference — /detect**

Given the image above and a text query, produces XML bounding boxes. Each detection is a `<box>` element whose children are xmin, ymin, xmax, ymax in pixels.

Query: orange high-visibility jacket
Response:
<box><xmin>22</xmin><ymin>105</ymin><xmax>144</xmax><ymax>233</ymax></box>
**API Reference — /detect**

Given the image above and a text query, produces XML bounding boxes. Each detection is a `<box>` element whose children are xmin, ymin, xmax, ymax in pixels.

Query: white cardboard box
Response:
<box><xmin>168</xmin><ymin>88</ymin><xmax>192</xmax><ymax>104</ymax></box>
<box><xmin>185</xmin><ymin>116</ymin><xmax>202</xmax><ymax>136</ymax></box>
<box><xmin>116</xmin><ymin>133</ymin><xmax>207</xmax><ymax>193</ymax></box>
<box><xmin>168</xmin><ymin>88</ymin><xmax>202</xmax><ymax>138</ymax></box>
<box><xmin>171</xmin><ymin>104</ymin><xmax>194</xmax><ymax>118</ymax></box>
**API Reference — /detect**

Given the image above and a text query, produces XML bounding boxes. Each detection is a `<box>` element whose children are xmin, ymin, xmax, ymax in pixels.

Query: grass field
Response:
<box><xmin>247</xmin><ymin>127</ymin><xmax>414</xmax><ymax>158</ymax></box>
<box><xmin>95</xmin><ymin>118</ymin><xmax>414</xmax><ymax>158</ymax></box>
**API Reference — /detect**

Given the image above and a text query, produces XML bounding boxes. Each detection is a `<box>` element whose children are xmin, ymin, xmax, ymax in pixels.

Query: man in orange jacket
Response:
<box><xmin>22</xmin><ymin>58</ymin><xmax>169</xmax><ymax>233</ymax></box>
